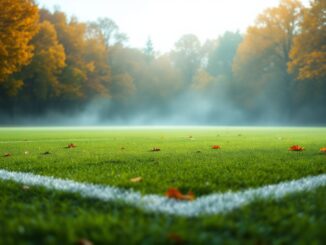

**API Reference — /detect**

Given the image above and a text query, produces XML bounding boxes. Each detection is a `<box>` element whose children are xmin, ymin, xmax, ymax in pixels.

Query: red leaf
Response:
<box><xmin>211</xmin><ymin>145</ymin><xmax>221</xmax><ymax>149</ymax></box>
<box><xmin>165</xmin><ymin>188</ymin><xmax>195</xmax><ymax>201</ymax></box>
<box><xmin>288</xmin><ymin>145</ymin><xmax>304</xmax><ymax>151</ymax></box>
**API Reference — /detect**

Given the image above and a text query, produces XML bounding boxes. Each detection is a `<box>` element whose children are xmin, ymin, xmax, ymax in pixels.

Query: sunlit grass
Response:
<box><xmin>1</xmin><ymin>127</ymin><xmax>325</xmax><ymax>195</ymax></box>
<box><xmin>0</xmin><ymin>127</ymin><xmax>325</xmax><ymax>244</ymax></box>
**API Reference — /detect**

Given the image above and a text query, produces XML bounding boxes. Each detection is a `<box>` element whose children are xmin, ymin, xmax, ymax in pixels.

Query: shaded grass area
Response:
<box><xmin>0</xmin><ymin>127</ymin><xmax>325</xmax><ymax>195</ymax></box>
<box><xmin>0</xmin><ymin>180</ymin><xmax>325</xmax><ymax>244</ymax></box>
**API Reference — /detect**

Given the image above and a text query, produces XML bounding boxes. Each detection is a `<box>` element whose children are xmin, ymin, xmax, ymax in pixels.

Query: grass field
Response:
<box><xmin>0</xmin><ymin>127</ymin><xmax>325</xmax><ymax>244</ymax></box>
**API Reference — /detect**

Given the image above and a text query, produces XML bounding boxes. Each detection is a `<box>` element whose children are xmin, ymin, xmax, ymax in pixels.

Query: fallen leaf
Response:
<box><xmin>76</xmin><ymin>239</ymin><xmax>93</xmax><ymax>245</ymax></box>
<box><xmin>67</xmin><ymin>143</ymin><xmax>76</xmax><ymax>148</ymax></box>
<box><xmin>320</xmin><ymin>147</ymin><xmax>326</xmax><ymax>153</ymax></box>
<box><xmin>4</xmin><ymin>153</ymin><xmax>11</xmax><ymax>157</ymax></box>
<box><xmin>211</xmin><ymin>145</ymin><xmax>221</xmax><ymax>149</ymax></box>
<box><xmin>165</xmin><ymin>188</ymin><xmax>195</xmax><ymax>201</ymax></box>
<box><xmin>130</xmin><ymin>176</ymin><xmax>143</xmax><ymax>183</ymax></box>
<box><xmin>151</xmin><ymin>147</ymin><xmax>161</xmax><ymax>152</ymax></box>
<box><xmin>288</xmin><ymin>145</ymin><xmax>304</xmax><ymax>151</ymax></box>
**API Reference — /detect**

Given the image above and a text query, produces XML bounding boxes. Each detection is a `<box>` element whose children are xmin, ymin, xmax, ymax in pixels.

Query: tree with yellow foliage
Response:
<box><xmin>288</xmin><ymin>0</ymin><xmax>326</xmax><ymax>81</ymax></box>
<box><xmin>0</xmin><ymin>0</ymin><xmax>39</xmax><ymax>82</ymax></box>
<box><xmin>232</xmin><ymin>0</ymin><xmax>303</xmax><ymax>111</ymax></box>
<box><xmin>20</xmin><ymin>21</ymin><xmax>66</xmax><ymax>103</ymax></box>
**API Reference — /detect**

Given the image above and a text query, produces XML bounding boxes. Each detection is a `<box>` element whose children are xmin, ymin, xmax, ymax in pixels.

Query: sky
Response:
<box><xmin>36</xmin><ymin>0</ymin><xmax>310</xmax><ymax>53</ymax></box>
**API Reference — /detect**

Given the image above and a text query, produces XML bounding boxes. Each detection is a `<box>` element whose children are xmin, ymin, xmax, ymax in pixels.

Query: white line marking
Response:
<box><xmin>0</xmin><ymin>169</ymin><xmax>325</xmax><ymax>217</ymax></box>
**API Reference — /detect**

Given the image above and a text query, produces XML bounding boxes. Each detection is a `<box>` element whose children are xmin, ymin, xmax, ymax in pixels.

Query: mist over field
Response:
<box><xmin>0</xmin><ymin>0</ymin><xmax>325</xmax><ymax>126</ymax></box>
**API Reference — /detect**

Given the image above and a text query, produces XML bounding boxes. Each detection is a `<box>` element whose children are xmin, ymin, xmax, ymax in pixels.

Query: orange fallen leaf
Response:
<box><xmin>67</xmin><ymin>143</ymin><xmax>76</xmax><ymax>148</ymax></box>
<box><xmin>211</xmin><ymin>145</ymin><xmax>221</xmax><ymax>149</ymax></box>
<box><xmin>320</xmin><ymin>147</ymin><xmax>326</xmax><ymax>153</ymax></box>
<box><xmin>151</xmin><ymin>147</ymin><xmax>161</xmax><ymax>152</ymax></box>
<box><xmin>288</xmin><ymin>145</ymin><xmax>304</xmax><ymax>151</ymax></box>
<box><xmin>4</xmin><ymin>153</ymin><xmax>11</xmax><ymax>157</ymax></box>
<box><xmin>130</xmin><ymin>176</ymin><xmax>143</xmax><ymax>183</ymax></box>
<box><xmin>165</xmin><ymin>188</ymin><xmax>195</xmax><ymax>201</ymax></box>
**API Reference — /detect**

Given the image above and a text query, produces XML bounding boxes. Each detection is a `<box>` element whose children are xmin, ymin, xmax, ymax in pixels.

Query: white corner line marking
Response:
<box><xmin>0</xmin><ymin>169</ymin><xmax>325</xmax><ymax>217</ymax></box>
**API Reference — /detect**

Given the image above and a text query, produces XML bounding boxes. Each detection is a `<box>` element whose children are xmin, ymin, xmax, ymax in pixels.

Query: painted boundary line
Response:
<box><xmin>0</xmin><ymin>169</ymin><xmax>325</xmax><ymax>217</ymax></box>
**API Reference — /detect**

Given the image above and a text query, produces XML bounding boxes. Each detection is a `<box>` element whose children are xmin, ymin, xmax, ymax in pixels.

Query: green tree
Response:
<box><xmin>207</xmin><ymin>32</ymin><xmax>242</xmax><ymax>79</ymax></box>
<box><xmin>172</xmin><ymin>34</ymin><xmax>202</xmax><ymax>86</ymax></box>
<box><xmin>144</xmin><ymin>38</ymin><xmax>155</xmax><ymax>63</ymax></box>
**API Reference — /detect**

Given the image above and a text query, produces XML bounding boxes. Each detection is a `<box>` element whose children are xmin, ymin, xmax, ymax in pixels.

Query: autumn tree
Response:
<box><xmin>288</xmin><ymin>0</ymin><xmax>326</xmax><ymax>81</ymax></box>
<box><xmin>0</xmin><ymin>0</ymin><xmax>39</xmax><ymax>92</ymax></box>
<box><xmin>287</xmin><ymin>0</ymin><xmax>326</xmax><ymax>116</ymax></box>
<box><xmin>40</xmin><ymin>10</ymin><xmax>111</xmax><ymax>101</ymax></box>
<box><xmin>88</xmin><ymin>18</ymin><xmax>128</xmax><ymax>47</ymax></box>
<box><xmin>232</xmin><ymin>0</ymin><xmax>303</xmax><ymax>115</ymax></box>
<box><xmin>19</xmin><ymin>21</ymin><xmax>66</xmax><ymax>106</ymax></box>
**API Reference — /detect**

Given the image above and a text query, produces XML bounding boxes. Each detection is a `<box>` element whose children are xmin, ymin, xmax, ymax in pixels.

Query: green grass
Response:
<box><xmin>0</xmin><ymin>127</ymin><xmax>325</xmax><ymax>244</ymax></box>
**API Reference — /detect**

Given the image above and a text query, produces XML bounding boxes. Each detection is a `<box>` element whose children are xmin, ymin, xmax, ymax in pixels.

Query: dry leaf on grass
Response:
<box><xmin>76</xmin><ymin>239</ymin><xmax>93</xmax><ymax>245</ymax></box>
<box><xmin>211</xmin><ymin>145</ymin><xmax>221</xmax><ymax>149</ymax></box>
<box><xmin>67</xmin><ymin>143</ymin><xmax>77</xmax><ymax>149</ymax></box>
<box><xmin>130</xmin><ymin>177</ymin><xmax>143</xmax><ymax>183</ymax></box>
<box><xmin>151</xmin><ymin>147</ymin><xmax>161</xmax><ymax>152</ymax></box>
<box><xmin>165</xmin><ymin>188</ymin><xmax>195</xmax><ymax>201</ymax></box>
<box><xmin>320</xmin><ymin>147</ymin><xmax>326</xmax><ymax>153</ymax></box>
<box><xmin>4</xmin><ymin>153</ymin><xmax>11</xmax><ymax>157</ymax></box>
<box><xmin>288</xmin><ymin>145</ymin><xmax>304</xmax><ymax>151</ymax></box>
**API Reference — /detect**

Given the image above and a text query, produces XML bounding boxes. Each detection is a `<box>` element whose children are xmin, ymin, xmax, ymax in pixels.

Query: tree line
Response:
<box><xmin>0</xmin><ymin>0</ymin><xmax>325</xmax><ymax>124</ymax></box>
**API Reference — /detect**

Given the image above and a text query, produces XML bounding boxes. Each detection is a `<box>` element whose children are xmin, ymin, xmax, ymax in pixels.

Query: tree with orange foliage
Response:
<box><xmin>20</xmin><ymin>21</ymin><xmax>66</xmax><ymax>103</ymax></box>
<box><xmin>288</xmin><ymin>0</ymin><xmax>326</xmax><ymax>81</ymax></box>
<box><xmin>0</xmin><ymin>0</ymin><xmax>39</xmax><ymax>83</ymax></box>
<box><xmin>232</xmin><ymin>0</ymin><xmax>303</xmax><ymax>112</ymax></box>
